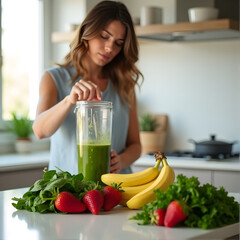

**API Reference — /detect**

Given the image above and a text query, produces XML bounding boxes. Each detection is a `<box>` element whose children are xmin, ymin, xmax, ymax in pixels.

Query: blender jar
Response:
<box><xmin>75</xmin><ymin>101</ymin><xmax>112</xmax><ymax>183</ymax></box>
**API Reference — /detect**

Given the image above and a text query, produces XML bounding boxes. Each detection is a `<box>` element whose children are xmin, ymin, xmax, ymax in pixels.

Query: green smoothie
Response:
<box><xmin>77</xmin><ymin>144</ymin><xmax>110</xmax><ymax>183</ymax></box>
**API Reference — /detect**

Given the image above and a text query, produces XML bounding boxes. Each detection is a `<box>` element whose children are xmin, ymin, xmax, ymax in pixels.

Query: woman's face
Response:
<box><xmin>87</xmin><ymin>20</ymin><xmax>126</xmax><ymax>67</ymax></box>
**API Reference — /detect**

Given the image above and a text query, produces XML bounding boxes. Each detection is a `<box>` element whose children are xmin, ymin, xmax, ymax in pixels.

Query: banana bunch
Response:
<box><xmin>120</xmin><ymin>179</ymin><xmax>156</xmax><ymax>206</ymax></box>
<box><xmin>101</xmin><ymin>158</ymin><xmax>161</xmax><ymax>187</ymax></box>
<box><xmin>101</xmin><ymin>152</ymin><xmax>175</xmax><ymax>209</ymax></box>
<box><xmin>126</xmin><ymin>157</ymin><xmax>175</xmax><ymax>209</ymax></box>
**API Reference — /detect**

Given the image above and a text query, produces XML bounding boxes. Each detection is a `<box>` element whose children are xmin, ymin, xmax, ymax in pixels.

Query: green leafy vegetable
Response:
<box><xmin>129</xmin><ymin>174</ymin><xmax>239</xmax><ymax>229</ymax></box>
<box><xmin>12</xmin><ymin>168</ymin><xmax>101</xmax><ymax>213</ymax></box>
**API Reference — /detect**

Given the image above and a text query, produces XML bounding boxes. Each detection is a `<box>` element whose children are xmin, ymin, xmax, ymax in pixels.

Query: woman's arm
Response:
<box><xmin>32</xmin><ymin>72</ymin><xmax>74</xmax><ymax>139</ymax></box>
<box><xmin>32</xmin><ymin>72</ymin><xmax>102</xmax><ymax>139</ymax></box>
<box><xmin>110</xmin><ymin>93</ymin><xmax>142</xmax><ymax>173</ymax></box>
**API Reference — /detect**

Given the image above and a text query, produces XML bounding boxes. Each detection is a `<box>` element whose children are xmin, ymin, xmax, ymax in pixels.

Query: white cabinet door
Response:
<box><xmin>213</xmin><ymin>171</ymin><xmax>240</xmax><ymax>193</ymax></box>
<box><xmin>131</xmin><ymin>165</ymin><xmax>212</xmax><ymax>185</ymax></box>
<box><xmin>131</xmin><ymin>165</ymin><xmax>240</xmax><ymax>193</ymax></box>
<box><xmin>173</xmin><ymin>168</ymin><xmax>212</xmax><ymax>185</ymax></box>
<box><xmin>0</xmin><ymin>168</ymin><xmax>44</xmax><ymax>191</ymax></box>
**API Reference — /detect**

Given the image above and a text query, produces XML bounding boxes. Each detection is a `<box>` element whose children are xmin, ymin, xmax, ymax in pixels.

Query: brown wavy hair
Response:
<box><xmin>59</xmin><ymin>0</ymin><xmax>143</xmax><ymax>106</ymax></box>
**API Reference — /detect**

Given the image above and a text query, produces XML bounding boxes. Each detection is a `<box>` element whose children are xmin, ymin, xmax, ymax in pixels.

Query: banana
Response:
<box><xmin>126</xmin><ymin>157</ymin><xmax>175</xmax><ymax>209</ymax></box>
<box><xmin>101</xmin><ymin>159</ymin><xmax>161</xmax><ymax>187</ymax></box>
<box><xmin>120</xmin><ymin>177</ymin><xmax>157</xmax><ymax>206</ymax></box>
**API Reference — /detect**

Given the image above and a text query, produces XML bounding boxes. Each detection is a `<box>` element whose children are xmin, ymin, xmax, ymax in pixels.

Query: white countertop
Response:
<box><xmin>133</xmin><ymin>154</ymin><xmax>240</xmax><ymax>171</ymax></box>
<box><xmin>0</xmin><ymin>151</ymin><xmax>49</xmax><ymax>172</ymax></box>
<box><xmin>0</xmin><ymin>188</ymin><xmax>239</xmax><ymax>240</ymax></box>
<box><xmin>1</xmin><ymin>152</ymin><xmax>240</xmax><ymax>172</ymax></box>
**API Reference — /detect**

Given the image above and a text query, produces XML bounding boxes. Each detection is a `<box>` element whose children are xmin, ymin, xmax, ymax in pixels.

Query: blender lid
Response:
<box><xmin>75</xmin><ymin>101</ymin><xmax>112</xmax><ymax>109</ymax></box>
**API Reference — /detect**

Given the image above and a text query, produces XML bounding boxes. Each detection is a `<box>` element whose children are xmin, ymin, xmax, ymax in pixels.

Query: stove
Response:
<box><xmin>148</xmin><ymin>151</ymin><xmax>240</xmax><ymax>160</ymax></box>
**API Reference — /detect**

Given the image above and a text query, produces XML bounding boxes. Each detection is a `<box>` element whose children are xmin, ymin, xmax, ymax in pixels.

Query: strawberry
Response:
<box><xmin>164</xmin><ymin>200</ymin><xmax>188</xmax><ymax>227</ymax></box>
<box><xmin>151</xmin><ymin>209</ymin><xmax>166</xmax><ymax>226</ymax></box>
<box><xmin>83</xmin><ymin>189</ymin><xmax>104</xmax><ymax>215</ymax></box>
<box><xmin>103</xmin><ymin>183</ymin><xmax>123</xmax><ymax>211</ymax></box>
<box><xmin>55</xmin><ymin>192</ymin><xmax>86</xmax><ymax>213</ymax></box>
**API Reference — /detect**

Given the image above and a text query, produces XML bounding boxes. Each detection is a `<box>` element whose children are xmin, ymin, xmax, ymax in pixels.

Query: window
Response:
<box><xmin>0</xmin><ymin>0</ymin><xmax>43</xmax><ymax>122</ymax></box>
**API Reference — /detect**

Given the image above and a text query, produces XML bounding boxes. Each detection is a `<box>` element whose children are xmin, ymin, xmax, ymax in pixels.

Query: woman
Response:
<box><xmin>32</xmin><ymin>1</ymin><xmax>143</xmax><ymax>174</ymax></box>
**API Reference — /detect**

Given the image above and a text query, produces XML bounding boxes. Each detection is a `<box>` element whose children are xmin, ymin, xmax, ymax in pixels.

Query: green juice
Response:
<box><xmin>77</xmin><ymin>144</ymin><xmax>110</xmax><ymax>183</ymax></box>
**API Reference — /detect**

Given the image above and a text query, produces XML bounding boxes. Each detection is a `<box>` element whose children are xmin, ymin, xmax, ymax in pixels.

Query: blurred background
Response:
<box><xmin>0</xmin><ymin>0</ymin><xmax>239</xmax><ymax>154</ymax></box>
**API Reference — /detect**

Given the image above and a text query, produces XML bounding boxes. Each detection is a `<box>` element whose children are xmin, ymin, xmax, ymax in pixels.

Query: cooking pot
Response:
<box><xmin>189</xmin><ymin>135</ymin><xmax>237</xmax><ymax>157</ymax></box>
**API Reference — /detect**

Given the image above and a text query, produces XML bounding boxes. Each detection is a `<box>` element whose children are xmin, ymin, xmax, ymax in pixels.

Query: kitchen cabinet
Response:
<box><xmin>171</xmin><ymin>168</ymin><xmax>212</xmax><ymax>185</ymax></box>
<box><xmin>213</xmin><ymin>170</ymin><xmax>240</xmax><ymax>193</ymax></box>
<box><xmin>168</xmin><ymin>168</ymin><xmax>240</xmax><ymax>193</ymax></box>
<box><xmin>0</xmin><ymin>151</ymin><xmax>49</xmax><ymax>191</ymax></box>
<box><xmin>132</xmin><ymin>166</ymin><xmax>213</xmax><ymax>186</ymax></box>
<box><xmin>0</xmin><ymin>167</ymin><xmax>45</xmax><ymax>191</ymax></box>
<box><xmin>132</xmin><ymin>155</ymin><xmax>240</xmax><ymax>193</ymax></box>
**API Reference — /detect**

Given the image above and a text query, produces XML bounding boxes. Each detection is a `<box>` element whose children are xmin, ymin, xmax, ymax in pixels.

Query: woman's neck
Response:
<box><xmin>85</xmin><ymin>56</ymin><xmax>108</xmax><ymax>91</ymax></box>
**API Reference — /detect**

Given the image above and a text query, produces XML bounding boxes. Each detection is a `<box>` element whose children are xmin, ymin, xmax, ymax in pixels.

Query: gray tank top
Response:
<box><xmin>46</xmin><ymin>66</ymin><xmax>132</xmax><ymax>174</ymax></box>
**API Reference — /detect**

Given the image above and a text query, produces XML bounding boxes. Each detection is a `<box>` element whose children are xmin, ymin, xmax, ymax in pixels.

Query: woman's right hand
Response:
<box><xmin>33</xmin><ymin>75</ymin><xmax>102</xmax><ymax>139</ymax></box>
<box><xmin>69</xmin><ymin>80</ymin><xmax>102</xmax><ymax>104</ymax></box>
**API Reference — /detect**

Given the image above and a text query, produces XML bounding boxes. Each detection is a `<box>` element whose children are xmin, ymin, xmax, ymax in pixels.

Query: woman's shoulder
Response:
<box><xmin>45</xmin><ymin>65</ymin><xmax>76</xmax><ymax>82</ymax></box>
<box><xmin>45</xmin><ymin>65</ymin><xmax>74</xmax><ymax>76</ymax></box>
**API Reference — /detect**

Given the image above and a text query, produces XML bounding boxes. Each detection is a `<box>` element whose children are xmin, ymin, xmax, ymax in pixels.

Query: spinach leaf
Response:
<box><xmin>12</xmin><ymin>168</ymin><xmax>98</xmax><ymax>213</ymax></box>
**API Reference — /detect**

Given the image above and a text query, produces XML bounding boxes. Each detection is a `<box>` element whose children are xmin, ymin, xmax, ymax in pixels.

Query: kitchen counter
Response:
<box><xmin>1</xmin><ymin>152</ymin><xmax>240</xmax><ymax>172</ymax></box>
<box><xmin>0</xmin><ymin>152</ymin><xmax>49</xmax><ymax>190</ymax></box>
<box><xmin>0</xmin><ymin>151</ymin><xmax>49</xmax><ymax>172</ymax></box>
<box><xmin>0</xmin><ymin>188</ymin><xmax>239</xmax><ymax>240</ymax></box>
<box><xmin>1</xmin><ymin>152</ymin><xmax>240</xmax><ymax>191</ymax></box>
<box><xmin>132</xmin><ymin>155</ymin><xmax>240</xmax><ymax>193</ymax></box>
<box><xmin>133</xmin><ymin>154</ymin><xmax>240</xmax><ymax>171</ymax></box>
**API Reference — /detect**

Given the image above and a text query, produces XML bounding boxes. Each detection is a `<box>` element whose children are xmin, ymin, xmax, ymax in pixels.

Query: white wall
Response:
<box><xmin>49</xmin><ymin>0</ymin><xmax>240</xmax><ymax>153</ymax></box>
<box><xmin>51</xmin><ymin>0</ymin><xmax>100</xmax><ymax>64</ymax></box>
<box><xmin>136</xmin><ymin>39</ymin><xmax>240</xmax><ymax>153</ymax></box>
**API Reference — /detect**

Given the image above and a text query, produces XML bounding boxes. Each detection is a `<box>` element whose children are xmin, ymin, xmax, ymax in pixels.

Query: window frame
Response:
<box><xmin>0</xmin><ymin>0</ymin><xmax>51</xmax><ymax>130</ymax></box>
<box><xmin>0</xmin><ymin>0</ymin><xmax>3</xmax><ymax>126</ymax></box>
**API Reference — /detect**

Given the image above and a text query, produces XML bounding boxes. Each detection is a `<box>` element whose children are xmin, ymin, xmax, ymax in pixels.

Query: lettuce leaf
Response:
<box><xmin>130</xmin><ymin>174</ymin><xmax>239</xmax><ymax>229</ymax></box>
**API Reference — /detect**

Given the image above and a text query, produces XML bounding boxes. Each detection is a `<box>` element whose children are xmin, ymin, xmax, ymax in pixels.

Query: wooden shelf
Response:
<box><xmin>135</xmin><ymin>19</ymin><xmax>239</xmax><ymax>35</ymax></box>
<box><xmin>51</xmin><ymin>19</ymin><xmax>240</xmax><ymax>43</ymax></box>
<box><xmin>52</xmin><ymin>31</ymin><xmax>76</xmax><ymax>43</ymax></box>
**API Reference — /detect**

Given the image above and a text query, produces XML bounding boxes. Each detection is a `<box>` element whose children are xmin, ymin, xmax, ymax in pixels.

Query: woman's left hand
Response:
<box><xmin>110</xmin><ymin>150</ymin><xmax>122</xmax><ymax>173</ymax></box>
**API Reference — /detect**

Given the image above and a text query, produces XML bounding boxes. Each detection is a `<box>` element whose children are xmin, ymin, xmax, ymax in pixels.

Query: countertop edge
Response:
<box><xmin>0</xmin><ymin>151</ymin><xmax>49</xmax><ymax>172</ymax></box>
<box><xmin>133</xmin><ymin>155</ymin><xmax>240</xmax><ymax>171</ymax></box>
<box><xmin>1</xmin><ymin>152</ymin><xmax>240</xmax><ymax>172</ymax></box>
<box><xmin>0</xmin><ymin>162</ymin><xmax>49</xmax><ymax>172</ymax></box>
